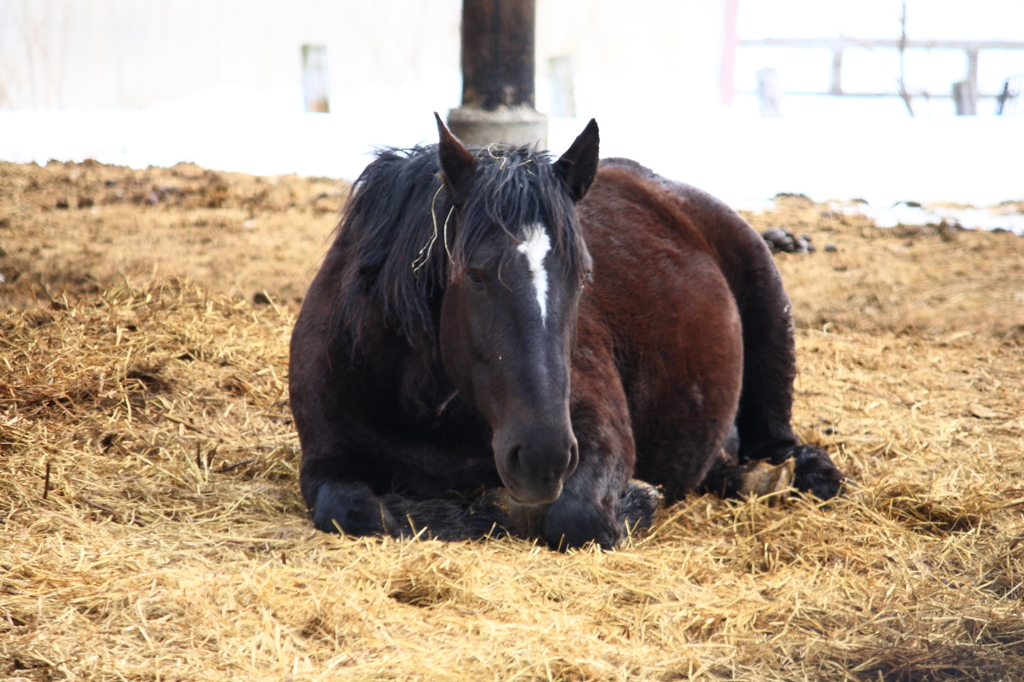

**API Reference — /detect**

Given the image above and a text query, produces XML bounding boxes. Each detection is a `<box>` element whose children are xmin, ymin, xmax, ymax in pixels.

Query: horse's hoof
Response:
<box><xmin>542</xmin><ymin>497</ymin><xmax>621</xmax><ymax>551</ymax></box>
<box><xmin>312</xmin><ymin>482</ymin><xmax>397</xmax><ymax>536</ymax></box>
<box><xmin>735</xmin><ymin>458</ymin><xmax>795</xmax><ymax>506</ymax></box>
<box><xmin>785</xmin><ymin>445</ymin><xmax>849</xmax><ymax>500</ymax></box>
<box><xmin>616</xmin><ymin>479</ymin><xmax>664</xmax><ymax>535</ymax></box>
<box><xmin>483</xmin><ymin>480</ymin><xmax>661</xmax><ymax>549</ymax></box>
<box><xmin>480</xmin><ymin>487</ymin><xmax>549</xmax><ymax>538</ymax></box>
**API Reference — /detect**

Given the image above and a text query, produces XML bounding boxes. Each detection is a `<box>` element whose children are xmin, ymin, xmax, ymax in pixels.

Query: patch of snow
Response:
<box><xmin>1</xmin><ymin>80</ymin><xmax>1021</xmax><ymax>219</ymax></box>
<box><xmin>730</xmin><ymin>198</ymin><xmax>779</xmax><ymax>215</ymax></box>
<box><xmin>846</xmin><ymin>202</ymin><xmax>1024</xmax><ymax>234</ymax></box>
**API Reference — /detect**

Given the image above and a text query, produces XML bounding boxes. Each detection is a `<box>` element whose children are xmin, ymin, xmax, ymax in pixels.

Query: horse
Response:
<box><xmin>288</xmin><ymin>115</ymin><xmax>847</xmax><ymax>550</ymax></box>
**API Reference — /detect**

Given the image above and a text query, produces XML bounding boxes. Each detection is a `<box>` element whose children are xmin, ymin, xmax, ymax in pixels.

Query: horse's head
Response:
<box><xmin>434</xmin><ymin>114</ymin><xmax>599</xmax><ymax>505</ymax></box>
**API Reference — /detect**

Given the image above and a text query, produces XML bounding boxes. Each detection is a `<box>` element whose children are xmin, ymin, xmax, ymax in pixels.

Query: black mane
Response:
<box><xmin>331</xmin><ymin>143</ymin><xmax>586</xmax><ymax>347</ymax></box>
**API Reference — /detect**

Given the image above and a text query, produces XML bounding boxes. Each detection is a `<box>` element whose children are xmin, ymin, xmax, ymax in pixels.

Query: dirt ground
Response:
<box><xmin>2</xmin><ymin>160</ymin><xmax>1023</xmax><ymax>681</ymax></box>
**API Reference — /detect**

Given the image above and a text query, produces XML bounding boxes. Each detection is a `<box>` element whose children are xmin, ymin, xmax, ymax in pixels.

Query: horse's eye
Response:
<box><xmin>581</xmin><ymin>270</ymin><xmax>593</xmax><ymax>289</ymax></box>
<box><xmin>466</xmin><ymin>269</ymin><xmax>484</xmax><ymax>285</ymax></box>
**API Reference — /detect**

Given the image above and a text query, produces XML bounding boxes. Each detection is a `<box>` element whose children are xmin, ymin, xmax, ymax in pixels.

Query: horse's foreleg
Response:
<box><xmin>475</xmin><ymin>477</ymin><xmax>662</xmax><ymax>547</ymax></box>
<box><xmin>541</xmin><ymin>482</ymin><xmax>622</xmax><ymax>551</ymax></box>
<box><xmin>312</xmin><ymin>480</ymin><xmax>516</xmax><ymax>541</ymax></box>
<box><xmin>311</xmin><ymin>479</ymin><xmax>402</xmax><ymax>536</ymax></box>
<box><xmin>538</xmin><ymin>371</ymin><xmax>637</xmax><ymax>551</ymax></box>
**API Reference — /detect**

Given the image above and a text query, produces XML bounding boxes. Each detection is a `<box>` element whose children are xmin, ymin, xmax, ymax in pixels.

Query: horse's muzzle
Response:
<box><xmin>495</xmin><ymin>430</ymin><xmax>579</xmax><ymax>505</ymax></box>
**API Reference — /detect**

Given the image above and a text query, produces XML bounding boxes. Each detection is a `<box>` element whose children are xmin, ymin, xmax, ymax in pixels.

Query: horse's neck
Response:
<box><xmin>397</xmin><ymin>338</ymin><xmax>460</xmax><ymax>429</ymax></box>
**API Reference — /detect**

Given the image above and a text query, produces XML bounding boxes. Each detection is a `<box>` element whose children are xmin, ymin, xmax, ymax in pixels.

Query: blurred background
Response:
<box><xmin>1</xmin><ymin>0</ymin><xmax>1022</xmax><ymax>211</ymax></box>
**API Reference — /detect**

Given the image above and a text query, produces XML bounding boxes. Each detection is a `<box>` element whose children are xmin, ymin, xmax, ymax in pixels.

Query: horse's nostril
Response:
<box><xmin>566</xmin><ymin>440</ymin><xmax>579</xmax><ymax>477</ymax></box>
<box><xmin>507</xmin><ymin>440</ymin><xmax>576</xmax><ymax>482</ymax></box>
<box><xmin>508</xmin><ymin>445</ymin><xmax>524</xmax><ymax>474</ymax></box>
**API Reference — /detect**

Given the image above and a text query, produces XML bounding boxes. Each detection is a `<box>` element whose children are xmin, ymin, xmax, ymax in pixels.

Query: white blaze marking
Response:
<box><xmin>516</xmin><ymin>223</ymin><xmax>551</xmax><ymax>324</ymax></box>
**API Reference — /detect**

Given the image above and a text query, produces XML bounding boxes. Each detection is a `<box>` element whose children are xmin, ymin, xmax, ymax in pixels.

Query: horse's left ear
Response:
<box><xmin>553</xmin><ymin>118</ymin><xmax>600</xmax><ymax>203</ymax></box>
<box><xmin>435</xmin><ymin>112</ymin><xmax>477</xmax><ymax>206</ymax></box>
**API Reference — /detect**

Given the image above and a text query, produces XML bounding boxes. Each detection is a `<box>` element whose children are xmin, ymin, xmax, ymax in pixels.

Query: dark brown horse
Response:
<box><xmin>288</xmin><ymin>116</ymin><xmax>846</xmax><ymax>550</ymax></box>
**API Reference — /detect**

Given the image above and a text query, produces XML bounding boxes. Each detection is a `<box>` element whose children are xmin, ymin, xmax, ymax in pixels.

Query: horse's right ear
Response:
<box><xmin>435</xmin><ymin>112</ymin><xmax>477</xmax><ymax>206</ymax></box>
<box><xmin>553</xmin><ymin>118</ymin><xmax>600</xmax><ymax>203</ymax></box>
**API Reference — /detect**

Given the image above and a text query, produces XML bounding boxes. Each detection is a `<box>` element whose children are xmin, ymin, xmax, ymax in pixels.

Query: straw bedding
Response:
<box><xmin>2</xmin><ymin>162</ymin><xmax>1023</xmax><ymax>681</ymax></box>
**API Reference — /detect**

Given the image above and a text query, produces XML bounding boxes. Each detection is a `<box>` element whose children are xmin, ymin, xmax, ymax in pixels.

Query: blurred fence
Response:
<box><xmin>0</xmin><ymin>0</ymin><xmax>461</xmax><ymax>109</ymax></box>
<box><xmin>0</xmin><ymin>0</ymin><xmax>726</xmax><ymax>114</ymax></box>
<box><xmin>5</xmin><ymin>0</ymin><xmax>1019</xmax><ymax>118</ymax></box>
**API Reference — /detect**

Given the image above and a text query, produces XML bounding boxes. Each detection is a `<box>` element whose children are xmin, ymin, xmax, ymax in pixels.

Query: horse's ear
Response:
<box><xmin>435</xmin><ymin>112</ymin><xmax>477</xmax><ymax>206</ymax></box>
<box><xmin>553</xmin><ymin>118</ymin><xmax>600</xmax><ymax>203</ymax></box>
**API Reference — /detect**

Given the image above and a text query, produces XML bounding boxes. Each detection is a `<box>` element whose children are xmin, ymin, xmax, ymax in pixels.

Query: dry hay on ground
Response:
<box><xmin>2</xmin><ymin>162</ymin><xmax>1023</xmax><ymax>681</ymax></box>
<box><xmin>0</xmin><ymin>159</ymin><xmax>344</xmax><ymax>308</ymax></box>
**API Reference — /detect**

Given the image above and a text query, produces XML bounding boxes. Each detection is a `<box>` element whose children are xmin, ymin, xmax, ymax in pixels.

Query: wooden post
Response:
<box><xmin>756</xmin><ymin>67</ymin><xmax>783</xmax><ymax>118</ymax></box>
<box><xmin>967</xmin><ymin>48</ymin><xmax>979</xmax><ymax>113</ymax></box>
<box><xmin>954</xmin><ymin>49</ymin><xmax>980</xmax><ymax>116</ymax></box>
<box><xmin>829</xmin><ymin>49</ymin><xmax>843</xmax><ymax>95</ymax></box>
<box><xmin>952</xmin><ymin>81</ymin><xmax>976</xmax><ymax>116</ymax></box>
<box><xmin>461</xmin><ymin>0</ymin><xmax>535</xmax><ymax>110</ymax></box>
<box><xmin>897</xmin><ymin>0</ymin><xmax>914</xmax><ymax>116</ymax></box>
<box><xmin>447</xmin><ymin>0</ymin><xmax>547</xmax><ymax>148</ymax></box>
<box><xmin>301</xmin><ymin>45</ymin><xmax>330</xmax><ymax>113</ymax></box>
